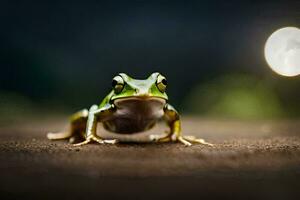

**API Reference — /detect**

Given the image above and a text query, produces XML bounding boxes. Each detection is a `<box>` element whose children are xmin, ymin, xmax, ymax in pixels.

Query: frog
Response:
<box><xmin>47</xmin><ymin>72</ymin><xmax>213</xmax><ymax>146</ymax></box>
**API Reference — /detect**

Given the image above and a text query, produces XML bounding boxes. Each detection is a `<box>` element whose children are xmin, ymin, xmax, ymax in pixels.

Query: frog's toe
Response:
<box><xmin>72</xmin><ymin>137</ymin><xmax>118</xmax><ymax>146</ymax></box>
<box><xmin>183</xmin><ymin>136</ymin><xmax>214</xmax><ymax>146</ymax></box>
<box><xmin>73</xmin><ymin>139</ymin><xmax>92</xmax><ymax>146</ymax></box>
<box><xmin>91</xmin><ymin>136</ymin><xmax>118</xmax><ymax>145</ymax></box>
<box><xmin>177</xmin><ymin>136</ymin><xmax>192</xmax><ymax>146</ymax></box>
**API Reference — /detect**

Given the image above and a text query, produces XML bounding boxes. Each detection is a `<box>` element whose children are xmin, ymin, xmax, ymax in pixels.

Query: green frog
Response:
<box><xmin>47</xmin><ymin>72</ymin><xmax>212</xmax><ymax>146</ymax></box>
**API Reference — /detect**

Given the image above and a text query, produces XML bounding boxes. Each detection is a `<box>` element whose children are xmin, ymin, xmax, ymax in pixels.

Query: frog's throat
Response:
<box><xmin>105</xmin><ymin>96</ymin><xmax>166</xmax><ymax>133</ymax></box>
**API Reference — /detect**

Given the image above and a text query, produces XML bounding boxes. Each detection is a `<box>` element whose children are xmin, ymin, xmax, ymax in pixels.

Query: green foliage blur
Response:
<box><xmin>183</xmin><ymin>74</ymin><xmax>300</xmax><ymax>119</ymax></box>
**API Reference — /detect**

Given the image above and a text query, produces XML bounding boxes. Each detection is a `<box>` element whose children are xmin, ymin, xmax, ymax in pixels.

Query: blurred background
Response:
<box><xmin>1</xmin><ymin>0</ymin><xmax>300</xmax><ymax>124</ymax></box>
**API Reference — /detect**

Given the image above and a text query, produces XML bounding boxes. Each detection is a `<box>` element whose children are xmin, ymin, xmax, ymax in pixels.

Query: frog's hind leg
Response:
<box><xmin>47</xmin><ymin>131</ymin><xmax>72</xmax><ymax>140</ymax></box>
<box><xmin>47</xmin><ymin>109</ymin><xmax>89</xmax><ymax>143</ymax></box>
<box><xmin>151</xmin><ymin>104</ymin><xmax>213</xmax><ymax>146</ymax></box>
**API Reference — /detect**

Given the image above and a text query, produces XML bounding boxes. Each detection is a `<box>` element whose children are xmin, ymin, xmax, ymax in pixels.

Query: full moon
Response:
<box><xmin>264</xmin><ymin>27</ymin><xmax>300</xmax><ymax>77</ymax></box>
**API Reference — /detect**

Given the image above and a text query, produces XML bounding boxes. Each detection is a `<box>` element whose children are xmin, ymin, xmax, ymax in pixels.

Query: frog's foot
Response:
<box><xmin>73</xmin><ymin>135</ymin><xmax>118</xmax><ymax>146</ymax></box>
<box><xmin>150</xmin><ymin>134</ymin><xmax>213</xmax><ymax>146</ymax></box>
<box><xmin>47</xmin><ymin>132</ymin><xmax>72</xmax><ymax>140</ymax></box>
<box><xmin>180</xmin><ymin>135</ymin><xmax>214</xmax><ymax>147</ymax></box>
<box><xmin>150</xmin><ymin>134</ymin><xmax>193</xmax><ymax>146</ymax></box>
<box><xmin>150</xmin><ymin>134</ymin><xmax>192</xmax><ymax>146</ymax></box>
<box><xmin>150</xmin><ymin>134</ymin><xmax>192</xmax><ymax>145</ymax></box>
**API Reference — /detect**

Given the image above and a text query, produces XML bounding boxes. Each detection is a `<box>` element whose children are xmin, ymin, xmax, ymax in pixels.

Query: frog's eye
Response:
<box><xmin>156</xmin><ymin>74</ymin><xmax>167</xmax><ymax>93</ymax></box>
<box><xmin>112</xmin><ymin>75</ymin><xmax>124</xmax><ymax>94</ymax></box>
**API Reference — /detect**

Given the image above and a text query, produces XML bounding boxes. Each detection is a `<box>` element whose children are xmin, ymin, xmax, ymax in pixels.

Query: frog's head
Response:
<box><xmin>110</xmin><ymin>72</ymin><xmax>168</xmax><ymax>102</ymax></box>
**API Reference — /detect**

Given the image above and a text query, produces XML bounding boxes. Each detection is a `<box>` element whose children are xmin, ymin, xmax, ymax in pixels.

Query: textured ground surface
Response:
<box><xmin>1</xmin><ymin>117</ymin><xmax>300</xmax><ymax>200</ymax></box>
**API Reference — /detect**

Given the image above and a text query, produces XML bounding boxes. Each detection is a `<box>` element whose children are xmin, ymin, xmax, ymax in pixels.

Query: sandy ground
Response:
<box><xmin>1</xmin><ymin>117</ymin><xmax>300</xmax><ymax>199</ymax></box>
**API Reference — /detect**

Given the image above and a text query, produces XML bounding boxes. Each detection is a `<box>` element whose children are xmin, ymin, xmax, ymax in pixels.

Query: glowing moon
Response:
<box><xmin>264</xmin><ymin>27</ymin><xmax>300</xmax><ymax>77</ymax></box>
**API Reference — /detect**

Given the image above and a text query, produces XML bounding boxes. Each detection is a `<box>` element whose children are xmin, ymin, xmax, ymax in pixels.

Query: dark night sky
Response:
<box><xmin>1</xmin><ymin>1</ymin><xmax>300</xmax><ymax>111</ymax></box>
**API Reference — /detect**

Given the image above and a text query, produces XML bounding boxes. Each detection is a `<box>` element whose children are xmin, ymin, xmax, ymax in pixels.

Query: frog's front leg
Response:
<box><xmin>151</xmin><ymin>104</ymin><xmax>213</xmax><ymax>146</ymax></box>
<box><xmin>73</xmin><ymin>104</ymin><xmax>117</xmax><ymax>146</ymax></box>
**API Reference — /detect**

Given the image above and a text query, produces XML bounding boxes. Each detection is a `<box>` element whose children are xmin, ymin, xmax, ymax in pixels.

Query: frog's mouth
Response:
<box><xmin>113</xmin><ymin>96</ymin><xmax>166</xmax><ymax>109</ymax></box>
